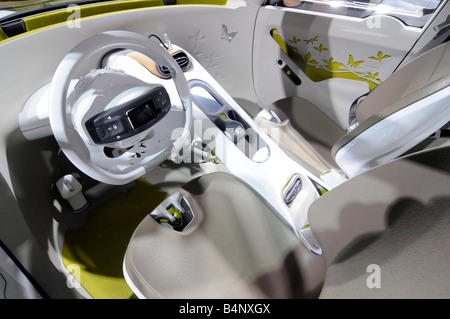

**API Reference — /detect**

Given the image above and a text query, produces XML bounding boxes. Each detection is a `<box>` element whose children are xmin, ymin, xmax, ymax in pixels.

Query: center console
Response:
<box><xmin>103</xmin><ymin>44</ymin><xmax>328</xmax><ymax>255</ymax></box>
<box><xmin>116</xmin><ymin>43</ymin><xmax>331</xmax><ymax>298</ymax></box>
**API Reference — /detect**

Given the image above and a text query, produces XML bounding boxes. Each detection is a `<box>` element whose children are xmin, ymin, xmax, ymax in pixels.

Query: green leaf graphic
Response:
<box><xmin>304</xmin><ymin>36</ymin><xmax>319</xmax><ymax>44</ymax></box>
<box><xmin>289</xmin><ymin>36</ymin><xmax>302</xmax><ymax>44</ymax></box>
<box><xmin>314</xmin><ymin>44</ymin><xmax>328</xmax><ymax>53</ymax></box>
<box><xmin>370</xmin><ymin>51</ymin><xmax>391</xmax><ymax>62</ymax></box>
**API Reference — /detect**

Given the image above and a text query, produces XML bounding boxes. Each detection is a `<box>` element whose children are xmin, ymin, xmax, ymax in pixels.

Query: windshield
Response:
<box><xmin>0</xmin><ymin>0</ymin><xmax>111</xmax><ymax>21</ymax></box>
<box><xmin>267</xmin><ymin>0</ymin><xmax>445</xmax><ymax>27</ymax></box>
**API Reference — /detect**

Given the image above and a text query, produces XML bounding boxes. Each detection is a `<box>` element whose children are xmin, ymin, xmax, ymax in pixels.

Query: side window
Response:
<box><xmin>265</xmin><ymin>0</ymin><xmax>445</xmax><ymax>28</ymax></box>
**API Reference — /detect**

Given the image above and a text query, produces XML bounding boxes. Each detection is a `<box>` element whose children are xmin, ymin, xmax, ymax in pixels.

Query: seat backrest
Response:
<box><xmin>332</xmin><ymin>42</ymin><xmax>450</xmax><ymax>178</ymax></box>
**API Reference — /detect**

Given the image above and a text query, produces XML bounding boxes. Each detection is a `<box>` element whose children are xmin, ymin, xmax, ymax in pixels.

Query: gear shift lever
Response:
<box><xmin>150</xmin><ymin>191</ymin><xmax>193</xmax><ymax>231</ymax></box>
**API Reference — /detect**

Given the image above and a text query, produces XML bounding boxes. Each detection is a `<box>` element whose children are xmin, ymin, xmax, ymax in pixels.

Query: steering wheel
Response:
<box><xmin>49</xmin><ymin>30</ymin><xmax>192</xmax><ymax>185</ymax></box>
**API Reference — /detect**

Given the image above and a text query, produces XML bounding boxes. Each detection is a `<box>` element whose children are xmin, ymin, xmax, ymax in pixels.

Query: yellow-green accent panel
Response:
<box><xmin>177</xmin><ymin>0</ymin><xmax>227</xmax><ymax>4</ymax></box>
<box><xmin>62</xmin><ymin>178</ymin><xmax>168</xmax><ymax>299</ymax></box>
<box><xmin>0</xmin><ymin>0</ymin><xmax>228</xmax><ymax>44</ymax></box>
<box><xmin>0</xmin><ymin>28</ymin><xmax>7</xmax><ymax>41</ymax></box>
<box><xmin>271</xmin><ymin>28</ymin><xmax>391</xmax><ymax>90</ymax></box>
<box><xmin>24</xmin><ymin>0</ymin><xmax>164</xmax><ymax>32</ymax></box>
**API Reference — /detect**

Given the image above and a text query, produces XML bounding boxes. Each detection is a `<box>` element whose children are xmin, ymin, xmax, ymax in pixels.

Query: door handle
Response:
<box><xmin>433</xmin><ymin>15</ymin><xmax>450</xmax><ymax>39</ymax></box>
<box><xmin>434</xmin><ymin>15</ymin><xmax>450</xmax><ymax>32</ymax></box>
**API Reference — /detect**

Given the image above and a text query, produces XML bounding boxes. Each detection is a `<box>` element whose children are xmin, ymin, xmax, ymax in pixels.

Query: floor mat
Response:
<box><xmin>62</xmin><ymin>179</ymin><xmax>168</xmax><ymax>299</ymax></box>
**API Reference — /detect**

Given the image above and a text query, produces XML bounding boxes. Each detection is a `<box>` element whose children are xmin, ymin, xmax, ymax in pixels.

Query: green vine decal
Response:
<box><xmin>305</xmin><ymin>52</ymin><xmax>318</xmax><ymax>65</ymax></box>
<box><xmin>322</xmin><ymin>57</ymin><xmax>347</xmax><ymax>72</ymax></box>
<box><xmin>270</xmin><ymin>28</ymin><xmax>391</xmax><ymax>90</ymax></box>
<box><xmin>365</xmin><ymin>72</ymin><xmax>381</xmax><ymax>82</ymax></box>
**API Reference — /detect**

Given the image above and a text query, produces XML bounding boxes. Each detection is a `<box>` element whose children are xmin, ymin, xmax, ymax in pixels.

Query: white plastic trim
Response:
<box><xmin>335</xmin><ymin>87</ymin><xmax>450</xmax><ymax>178</ymax></box>
<box><xmin>19</xmin><ymin>84</ymin><xmax>52</xmax><ymax>140</ymax></box>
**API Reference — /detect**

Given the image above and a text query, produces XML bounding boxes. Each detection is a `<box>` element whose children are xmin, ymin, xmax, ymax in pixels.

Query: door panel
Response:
<box><xmin>253</xmin><ymin>4</ymin><xmax>426</xmax><ymax>129</ymax></box>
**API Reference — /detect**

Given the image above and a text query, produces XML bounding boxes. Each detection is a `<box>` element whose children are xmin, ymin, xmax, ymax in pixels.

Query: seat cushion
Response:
<box><xmin>309</xmin><ymin>145</ymin><xmax>450</xmax><ymax>298</ymax></box>
<box><xmin>123</xmin><ymin>172</ymin><xmax>325</xmax><ymax>298</ymax></box>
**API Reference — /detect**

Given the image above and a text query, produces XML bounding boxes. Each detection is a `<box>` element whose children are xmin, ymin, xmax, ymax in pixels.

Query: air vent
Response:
<box><xmin>157</xmin><ymin>50</ymin><xmax>191</xmax><ymax>77</ymax></box>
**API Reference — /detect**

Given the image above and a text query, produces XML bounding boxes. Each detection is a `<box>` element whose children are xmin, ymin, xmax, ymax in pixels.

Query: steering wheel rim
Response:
<box><xmin>49</xmin><ymin>30</ymin><xmax>192</xmax><ymax>185</ymax></box>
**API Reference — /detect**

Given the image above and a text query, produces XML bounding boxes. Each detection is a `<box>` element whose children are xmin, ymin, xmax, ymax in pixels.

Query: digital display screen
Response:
<box><xmin>127</xmin><ymin>99</ymin><xmax>157</xmax><ymax>129</ymax></box>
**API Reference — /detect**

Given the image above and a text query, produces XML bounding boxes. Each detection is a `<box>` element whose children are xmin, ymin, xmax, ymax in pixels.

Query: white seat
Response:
<box><xmin>123</xmin><ymin>43</ymin><xmax>450</xmax><ymax>300</ymax></box>
<box><xmin>123</xmin><ymin>172</ymin><xmax>325</xmax><ymax>299</ymax></box>
<box><xmin>308</xmin><ymin>145</ymin><xmax>450</xmax><ymax>298</ymax></box>
<box><xmin>333</xmin><ymin>41</ymin><xmax>450</xmax><ymax>178</ymax></box>
<box><xmin>257</xmin><ymin>41</ymin><xmax>450</xmax><ymax>181</ymax></box>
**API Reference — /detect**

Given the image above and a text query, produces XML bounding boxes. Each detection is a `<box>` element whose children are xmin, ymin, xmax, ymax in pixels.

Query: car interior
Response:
<box><xmin>0</xmin><ymin>0</ymin><xmax>449</xmax><ymax>299</ymax></box>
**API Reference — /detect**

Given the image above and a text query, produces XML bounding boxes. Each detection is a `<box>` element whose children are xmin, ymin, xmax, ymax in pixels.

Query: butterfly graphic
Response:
<box><xmin>222</xmin><ymin>24</ymin><xmax>238</xmax><ymax>43</ymax></box>
<box><xmin>348</xmin><ymin>55</ymin><xmax>364</xmax><ymax>69</ymax></box>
